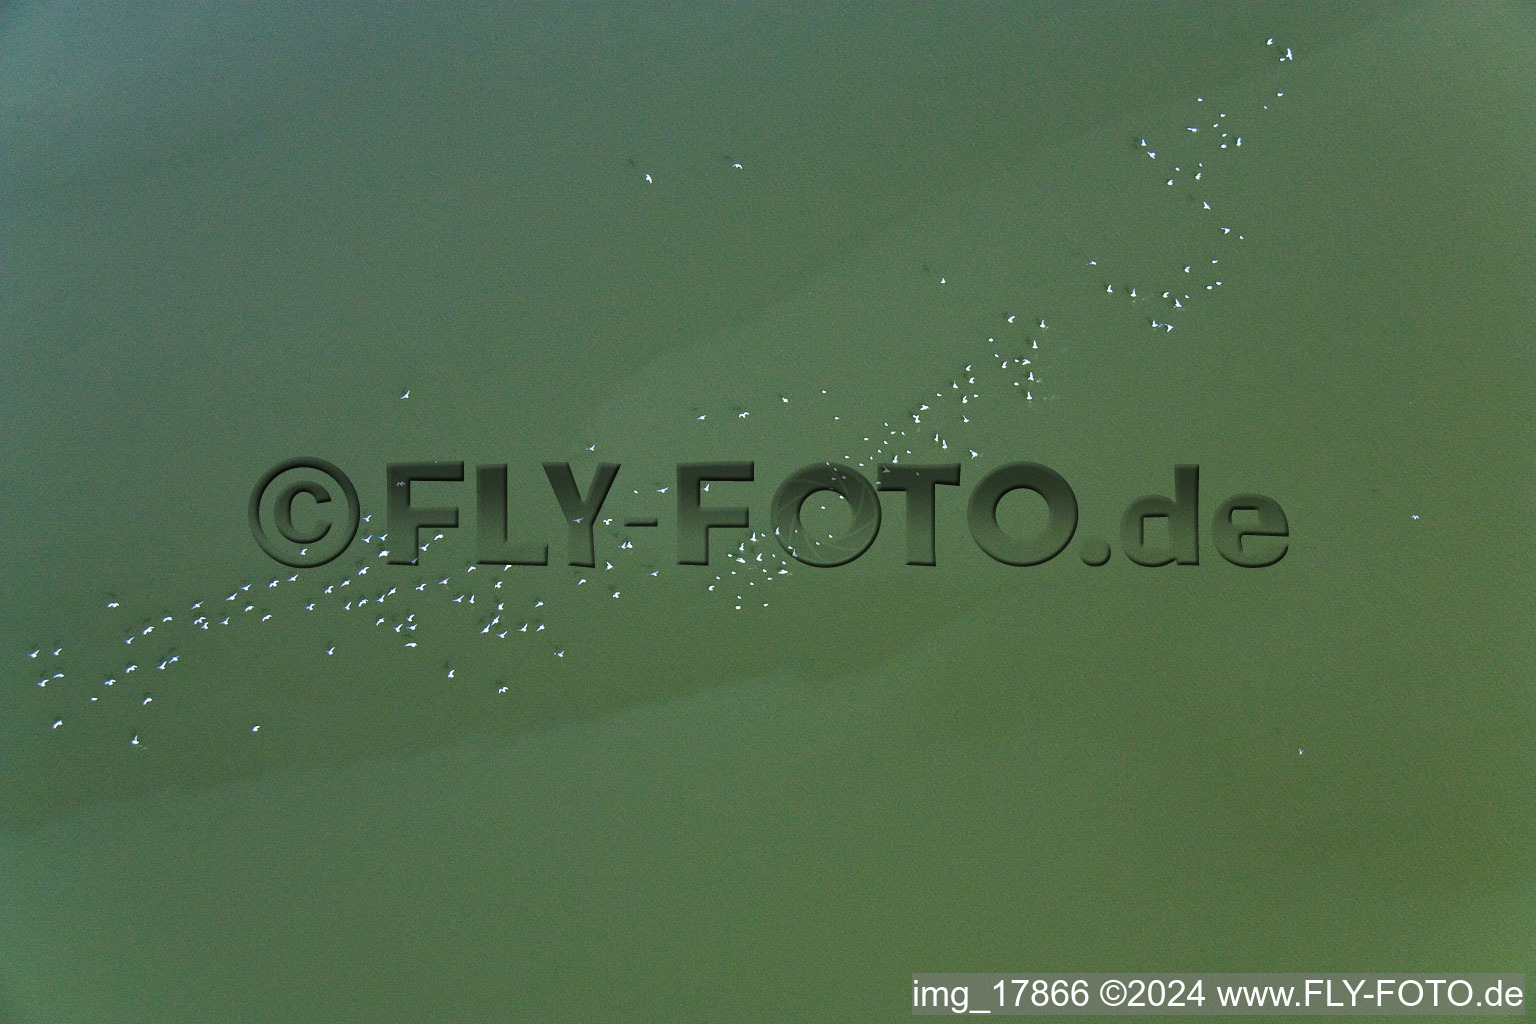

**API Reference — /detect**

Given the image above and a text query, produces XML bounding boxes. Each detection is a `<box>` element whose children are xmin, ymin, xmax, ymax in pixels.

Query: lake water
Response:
<box><xmin>1</xmin><ymin>1</ymin><xmax>1532</xmax><ymax>1020</ymax></box>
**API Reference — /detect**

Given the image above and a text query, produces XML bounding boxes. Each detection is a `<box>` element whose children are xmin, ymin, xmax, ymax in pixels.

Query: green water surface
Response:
<box><xmin>0</xmin><ymin>2</ymin><xmax>1531</xmax><ymax>1020</ymax></box>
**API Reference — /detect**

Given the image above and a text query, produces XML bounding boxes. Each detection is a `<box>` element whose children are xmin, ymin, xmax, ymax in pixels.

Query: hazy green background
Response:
<box><xmin>1</xmin><ymin>2</ymin><xmax>1531</xmax><ymax>1020</ymax></box>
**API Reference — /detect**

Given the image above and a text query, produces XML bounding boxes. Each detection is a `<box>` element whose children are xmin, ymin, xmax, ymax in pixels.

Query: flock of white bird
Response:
<box><xmin>23</xmin><ymin>37</ymin><xmax>1294</xmax><ymax>749</ymax></box>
